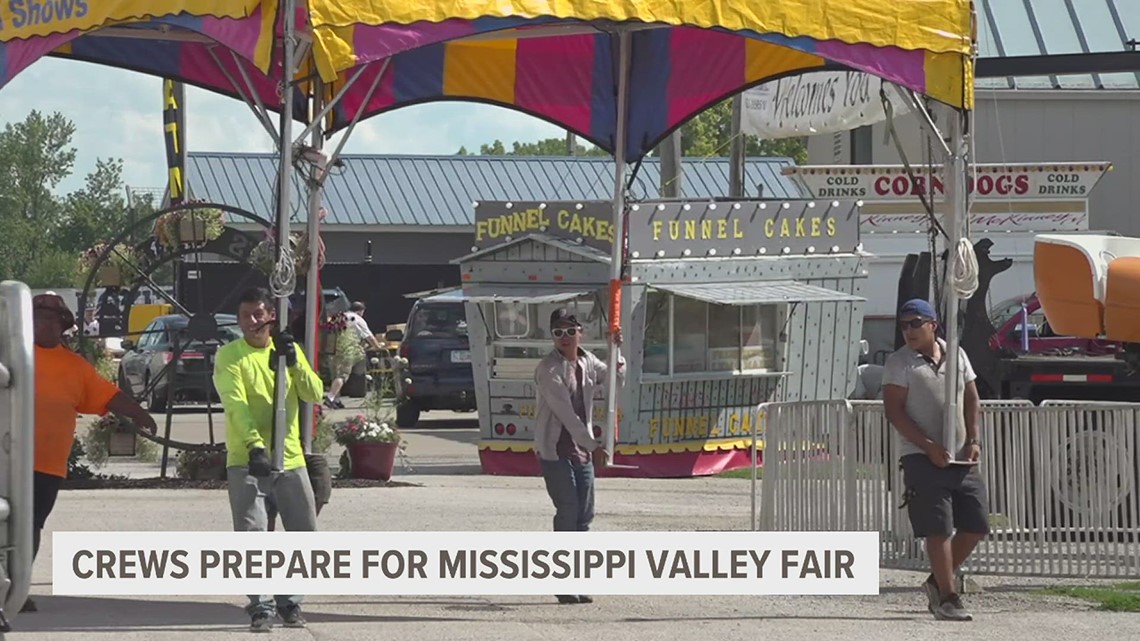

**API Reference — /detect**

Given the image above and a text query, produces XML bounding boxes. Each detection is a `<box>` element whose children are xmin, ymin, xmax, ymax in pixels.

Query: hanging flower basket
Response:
<box><xmin>155</xmin><ymin>204</ymin><xmax>225</xmax><ymax>250</ymax></box>
<box><xmin>178</xmin><ymin>217</ymin><xmax>208</xmax><ymax>244</ymax></box>
<box><xmin>97</xmin><ymin>264</ymin><xmax>123</xmax><ymax>287</ymax></box>
<box><xmin>248</xmin><ymin>231</ymin><xmax>319</xmax><ymax>275</ymax></box>
<box><xmin>108</xmin><ymin>425</ymin><xmax>136</xmax><ymax>457</ymax></box>
<box><xmin>81</xmin><ymin>241</ymin><xmax>139</xmax><ymax>287</ymax></box>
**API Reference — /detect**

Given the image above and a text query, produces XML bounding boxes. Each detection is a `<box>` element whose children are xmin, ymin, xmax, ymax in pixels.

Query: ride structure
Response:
<box><xmin>0</xmin><ymin>0</ymin><xmax>978</xmax><ymax>624</ymax></box>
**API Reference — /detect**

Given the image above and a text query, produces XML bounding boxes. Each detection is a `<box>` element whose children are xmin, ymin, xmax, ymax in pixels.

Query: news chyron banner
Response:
<box><xmin>53</xmin><ymin>532</ymin><xmax>878</xmax><ymax>596</ymax></box>
<box><xmin>163</xmin><ymin>79</ymin><xmax>186</xmax><ymax>205</ymax></box>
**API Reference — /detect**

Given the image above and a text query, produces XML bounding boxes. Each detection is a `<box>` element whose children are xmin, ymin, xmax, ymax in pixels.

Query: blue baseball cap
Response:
<box><xmin>899</xmin><ymin>298</ymin><xmax>937</xmax><ymax>320</ymax></box>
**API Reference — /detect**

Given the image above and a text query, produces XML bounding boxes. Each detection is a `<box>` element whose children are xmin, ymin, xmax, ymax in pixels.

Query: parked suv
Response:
<box><xmin>390</xmin><ymin>290</ymin><xmax>475</xmax><ymax>427</ymax></box>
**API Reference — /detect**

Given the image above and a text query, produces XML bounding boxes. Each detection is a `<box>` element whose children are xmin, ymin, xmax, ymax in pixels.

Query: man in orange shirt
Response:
<box><xmin>24</xmin><ymin>294</ymin><xmax>156</xmax><ymax>613</ymax></box>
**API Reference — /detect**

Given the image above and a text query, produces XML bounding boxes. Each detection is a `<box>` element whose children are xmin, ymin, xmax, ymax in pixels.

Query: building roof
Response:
<box><xmin>976</xmin><ymin>0</ymin><xmax>1140</xmax><ymax>90</ymax></box>
<box><xmin>186</xmin><ymin>153</ymin><xmax>805</xmax><ymax>228</ymax></box>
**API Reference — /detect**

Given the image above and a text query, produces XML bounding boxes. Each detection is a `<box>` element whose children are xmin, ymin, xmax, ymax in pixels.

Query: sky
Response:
<box><xmin>0</xmin><ymin>59</ymin><xmax>568</xmax><ymax>196</ymax></box>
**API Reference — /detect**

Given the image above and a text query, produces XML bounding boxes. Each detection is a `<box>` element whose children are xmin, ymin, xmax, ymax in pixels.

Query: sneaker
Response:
<box><xmin>555</xmin><ymin>595</ymin><xmax>580</xmax><ymax>604</ymax></box>
<box><xmin>323</xmin><ymin>396</ymin><xmax>338</xmax><ymax>410</ymax></box>
<box><xmin>19</xmin><ymin>597</ymin><xmax>36</xmax><ymax>613</ymax></box>
<box><xmin>249</xmin><ymin>611</ymin><xmax>273</xmax><ymax>632</ymax></box>
<box><xmin>278</xmin><ymin>606</ymin><xmax>306</xmax><ymax>628</ymax></box>
<box><xmin>922</xmin><ymin>575</ymin><xmax>940</xmax><ymax>614</ymax></box>
<box><xmin>934</xmin><ymin>593</ymin><xmax>974</xmax><ymax>621</ymax></box>
<box><xmin>577</xmin><ymin>595</ymin><xmax>594</xmax><ymax>604</ymax></box>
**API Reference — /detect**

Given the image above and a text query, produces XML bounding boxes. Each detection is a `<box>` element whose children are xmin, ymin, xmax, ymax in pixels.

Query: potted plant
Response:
<box><xmin>175</xmin><ymin>449</ymin><xmax>227</xmax><ymax>481</ymax></box>
<box><xmin>332</xmin><ymin>414</ymin><xmax>406</xmax><ymax>481</ymax></box>
<box><xmin>81</xmin><ymin>242</ymin><xmax>139</xmax><ymax>287</ymax></box>
<box><xmin>248</xmin><ymin>230</ymin><xmax>324</xmax><ymax>276</ymax></box>
<box><xmin>81</xmin><ymin>415</ymin><xmax>159</xmax><ymax>464</ymax></box>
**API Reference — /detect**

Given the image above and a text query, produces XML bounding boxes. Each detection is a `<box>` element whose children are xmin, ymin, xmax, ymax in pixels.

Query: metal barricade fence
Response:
<box><xmin>751</xmin><ymin>398</ymin><xmax>1140</xmax><ymax>577</ymax></box>
<box><xmin>0</xmin><ymin>281</ymin><xmax>35</xmax><ymax>626</ymax></box>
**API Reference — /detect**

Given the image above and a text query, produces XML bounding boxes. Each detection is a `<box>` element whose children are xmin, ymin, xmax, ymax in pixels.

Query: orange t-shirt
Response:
<box><xmin>35</xmin><ymin>345</ymin><xmax>120</xmax><ymax>478</ymax></box>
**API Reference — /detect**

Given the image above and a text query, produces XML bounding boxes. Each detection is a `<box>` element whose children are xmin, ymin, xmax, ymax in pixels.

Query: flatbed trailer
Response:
<box><xmin>996</xmin><ymin>353</ymin><xmax>1140</xmax><ymax>403</ymax></box>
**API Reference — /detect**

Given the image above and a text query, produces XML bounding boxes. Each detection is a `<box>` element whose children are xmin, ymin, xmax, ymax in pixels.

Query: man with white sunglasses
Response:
<box><xmin>533</xmin><ymin>307</ymin><xmax>625</xmax><ymax>605</ymax></box>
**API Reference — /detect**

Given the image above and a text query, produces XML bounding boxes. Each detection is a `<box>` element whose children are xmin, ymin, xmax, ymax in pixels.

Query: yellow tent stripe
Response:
<box><xmin>311</xmin><ymin>0</ymin><xmax>972</xmax><ymax>55</ymax></box>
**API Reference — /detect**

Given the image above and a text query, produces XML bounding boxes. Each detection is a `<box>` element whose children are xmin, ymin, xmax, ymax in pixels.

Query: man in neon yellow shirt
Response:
<box><xmin>213</xmin><ymin>287</ymin><xmax>325</xmax><ymax>632</ymax></box>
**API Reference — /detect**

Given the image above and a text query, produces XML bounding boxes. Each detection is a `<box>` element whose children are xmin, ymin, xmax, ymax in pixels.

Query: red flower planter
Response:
<box><xmin>347</xmin><ymin>441</ymin><xmax>398</xmax><ymax>481</ymax></box>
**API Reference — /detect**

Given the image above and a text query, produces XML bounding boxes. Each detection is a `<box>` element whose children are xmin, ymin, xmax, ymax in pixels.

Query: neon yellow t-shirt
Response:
<box><xmin>212</xmin><ymin>337</ymin><xmax>324</xmax><ymax>470</ymax></box>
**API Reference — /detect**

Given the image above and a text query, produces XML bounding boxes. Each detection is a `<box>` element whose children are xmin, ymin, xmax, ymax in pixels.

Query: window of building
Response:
<box><xmin>487</xmin><ymin>295</ymin><xmax>609</xmax><ymax>380</ymax></box>
<box><xmin>641</xmin><ymin>291</ymin><xmax>781</xmax><ymax>378</ymax></box>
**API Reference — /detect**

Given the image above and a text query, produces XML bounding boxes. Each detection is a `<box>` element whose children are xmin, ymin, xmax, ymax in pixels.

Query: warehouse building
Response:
<box><xmin>184</xmin><ymin>153</ymin><xmax>804</xmax><ymax>329</ymax></box>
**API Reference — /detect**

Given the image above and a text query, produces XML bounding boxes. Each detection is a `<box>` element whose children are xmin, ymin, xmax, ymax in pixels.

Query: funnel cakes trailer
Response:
<box><xmin>453</xmin><ymin>199</ymin><xmax>869</xmax><ymax>478</ymax></box>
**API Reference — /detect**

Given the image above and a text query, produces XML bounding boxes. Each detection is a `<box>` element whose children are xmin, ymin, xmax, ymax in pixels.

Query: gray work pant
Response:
<box><xmin>227</xmin><ymin>466</ymin><xmax>318</xmax><ymax>616</ymax></box>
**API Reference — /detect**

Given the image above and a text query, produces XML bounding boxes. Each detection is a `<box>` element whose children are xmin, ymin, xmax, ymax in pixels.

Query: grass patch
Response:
<box><xmin>718</xmin><ymin>467</ymin><xmax>762</xmax><ymax>479</ymax></box>
<box><xmin>1041</xmin><ymin>582</ymin><xmax>1140</xmax><ymax>612</ymax></box>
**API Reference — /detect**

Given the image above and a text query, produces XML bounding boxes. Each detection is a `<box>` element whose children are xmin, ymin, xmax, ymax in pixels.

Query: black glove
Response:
<box><xmin>248</xmin><ymin>447</ymin><xmax>272</xmax><ymax>477</ymax></box>
<box><xmin>269</xmin><ymin>331</ymin><xmax>297</xmax><ymax>370</ymax></box>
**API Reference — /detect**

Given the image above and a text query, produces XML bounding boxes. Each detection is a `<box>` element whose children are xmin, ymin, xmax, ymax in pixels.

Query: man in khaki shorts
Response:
<box><xmin>883</xmin><ymin>299</ymin><xmax>988</xmax><ymax>622</ymax></box>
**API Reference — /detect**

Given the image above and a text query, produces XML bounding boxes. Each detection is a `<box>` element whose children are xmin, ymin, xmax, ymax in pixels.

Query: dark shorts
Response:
<box><xmin>900</xmin><ymin>453</ymin><xmax>991</xmax><ymax>538</ymax></box>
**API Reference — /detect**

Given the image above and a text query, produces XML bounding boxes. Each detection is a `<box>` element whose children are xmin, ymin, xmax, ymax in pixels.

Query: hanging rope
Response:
<box><xmin>949</xmin><ymin>236</ymin><xmax>979</xmax><ymax>299</ymax></box>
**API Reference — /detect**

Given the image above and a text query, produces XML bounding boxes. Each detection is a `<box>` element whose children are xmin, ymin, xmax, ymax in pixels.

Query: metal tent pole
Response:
<box><xmin>941</xmin><ymin>107</ymin><xmax>969</xmax><ymax>458</ymax></box>
<box><xmin>604</xmin><ymin>29</ymin><xmax>632</xmax><ymax>462</ymax></box>
<box><xmin>271</xmin><ymin>0</ymin><xmax>298</xmax><ymax>472</ymax></box>
<box><xmin>301</xmin><ymin>80</ymin><xmax>324</xmax><ymax>454</ymax></box>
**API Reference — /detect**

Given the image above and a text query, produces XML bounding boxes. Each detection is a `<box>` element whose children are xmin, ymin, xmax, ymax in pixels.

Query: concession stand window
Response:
<box><xmin>642</xmin><ymin>280</ymin><xmax>865</xmax><ymax>379</ymax></box>
<box><xmin>455</xmin><ymin>284</ymin><xmax>608</xmax><ymax>380</ymax></box>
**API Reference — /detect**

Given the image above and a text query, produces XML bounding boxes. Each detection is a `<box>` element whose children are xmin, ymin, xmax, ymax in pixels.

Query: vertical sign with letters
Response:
<box><xmin>163</xmin><ymin>79</ymin><xmax>186</xmax><ymax>205</ymax></box>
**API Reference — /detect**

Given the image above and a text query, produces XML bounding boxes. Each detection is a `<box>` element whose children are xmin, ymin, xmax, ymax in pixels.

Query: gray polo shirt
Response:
<box><xmin>882</xmin><ymin>338</ymin><xmax>976</xmax><ymax>457</ymax></box>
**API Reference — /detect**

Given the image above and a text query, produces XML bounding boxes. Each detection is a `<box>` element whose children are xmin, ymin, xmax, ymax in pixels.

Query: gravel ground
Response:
<box><xmin>7</xmin><ymin>472</ymin><xmax>1138</xmax><ymax>641</ymax></box>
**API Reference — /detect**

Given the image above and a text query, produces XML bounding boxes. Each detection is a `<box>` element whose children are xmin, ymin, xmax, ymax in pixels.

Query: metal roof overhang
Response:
<box><xmin>650</xmin><ymin>281</ymin><xmax>865</xmax><ymax>305</ymax></box>
<box><xmin>975</xmin><ymin>51</ymin><xmax>1140</xmax><ymax>79</ymax></box>
<box><xmin>449</xmin><ymin>284</ymin><xmax>595</xmax><ymax>304</ymax></box>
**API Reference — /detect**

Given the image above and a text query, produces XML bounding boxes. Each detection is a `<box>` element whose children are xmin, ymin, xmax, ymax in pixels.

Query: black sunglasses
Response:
<box><xmin>898</xmin><ymin>318</ymin><xmax>932</xmax><ymax>330</ymax></box>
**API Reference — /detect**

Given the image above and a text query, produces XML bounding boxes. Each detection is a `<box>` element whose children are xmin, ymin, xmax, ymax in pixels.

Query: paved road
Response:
<box><xmin>5</xmin><ymin>406</ymin><xmax>1138</xmax><ymax>640</ymax></box>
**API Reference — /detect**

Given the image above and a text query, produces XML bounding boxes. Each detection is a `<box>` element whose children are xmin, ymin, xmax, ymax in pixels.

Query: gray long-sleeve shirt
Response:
<box><xmin>533</xmin><ymin>347</ymin><xmax>625</xmax><ymax>461</ymax></box>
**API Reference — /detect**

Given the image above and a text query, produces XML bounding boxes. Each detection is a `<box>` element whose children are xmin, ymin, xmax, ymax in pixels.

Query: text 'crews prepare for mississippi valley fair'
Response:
<box><xmin>70</xmin><ymin>547</ymin><xmax>858</xmax><ymax>581</ymax></box>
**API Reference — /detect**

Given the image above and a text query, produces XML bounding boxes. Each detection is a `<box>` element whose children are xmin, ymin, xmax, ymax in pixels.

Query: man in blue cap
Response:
<box><xmin>882</xmin><ymin>298</ymin><xmax>987</xmax><ymax>622</ymax></box>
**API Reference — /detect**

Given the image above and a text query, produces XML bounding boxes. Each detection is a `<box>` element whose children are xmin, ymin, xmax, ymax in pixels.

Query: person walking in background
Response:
<box><xmin>533</xmin><ymin>308</ymin><xmax>624</xmax><ymax>605</ymax></box>
<box><xmin>882</xmin><ymin>298</ymin><xmax>988</xmax><ymax>622</ymax></box>
<box><xmin>25</xmin><ymin>294</ymin><xmax>156</xmax><ymax>613</ymax></box>
<box><xmin>213</xmin><ymin>288</ymin><xmax>324</xmax><ymax>631</ymax></box>
<box><xmin>324</xmin><ymin>301</ymin><xmax>381</xmax><ymax>409</ymax></box>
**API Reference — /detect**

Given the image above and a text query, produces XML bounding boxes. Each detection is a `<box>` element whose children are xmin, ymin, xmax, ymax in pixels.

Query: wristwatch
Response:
<box><xmin>965</xmin><ymin>437</ymin><xmax>981</xmax><ymax>448</ymax></box>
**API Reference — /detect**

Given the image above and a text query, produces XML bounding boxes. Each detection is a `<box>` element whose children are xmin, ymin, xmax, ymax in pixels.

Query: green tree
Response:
<box><xmin>673</xmin><ymin>100</ymin><xmax>807</xmax><ymax>162</ymax></box>
<box><xmin>55</xmin><ymin>158</ymin><xmax>132</xmax><ymax>253</ymax></box>
<box><xmin>0</xmin><ymin>110</ymin><xmax>137</xmax><ymax>287</ymax></box>
<box><xmin>459</xmin><ymin>136</ymin><xmax>608</xmax><ymax>157</ymax></box>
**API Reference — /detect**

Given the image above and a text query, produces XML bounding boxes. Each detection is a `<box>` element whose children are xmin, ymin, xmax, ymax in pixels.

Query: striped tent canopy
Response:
<box><xmin>0</xmin><ymin>0</ymin><xmax>975</xmax><ymax>162</ymax></box>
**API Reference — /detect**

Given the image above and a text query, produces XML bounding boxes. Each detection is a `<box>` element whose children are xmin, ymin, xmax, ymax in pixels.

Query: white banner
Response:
<box><xmin>53</xmin><ymin>531</ymin><xmax>879</xmax><ymax>596</ymax></box>
<box><xmin>742</xmin><ymin>71</ymin><xmax>911</xmax><ymax>139</ymax></box>
<box><xmin>785</xmin><ymin>163</ymin><xmax>1112</xmax><ymax>202</ymax></box>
